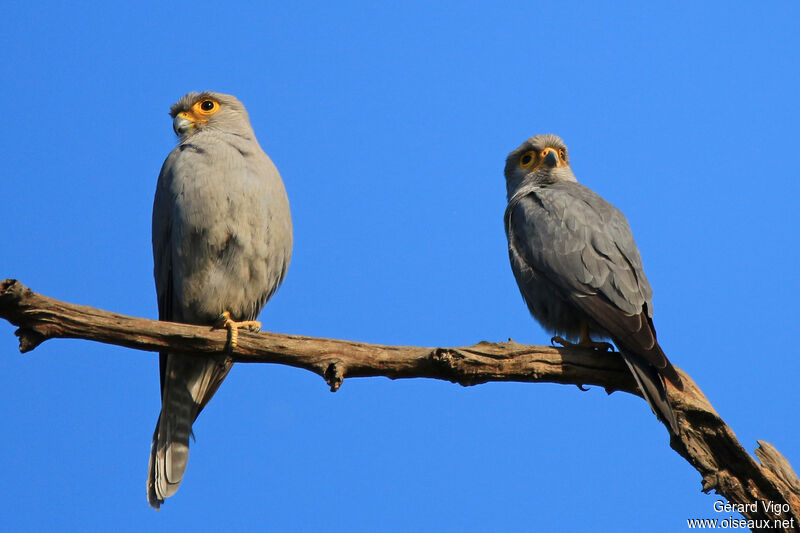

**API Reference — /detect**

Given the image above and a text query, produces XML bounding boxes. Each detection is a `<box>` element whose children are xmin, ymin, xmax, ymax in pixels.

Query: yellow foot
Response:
<box><xmin>215</xmin><ymin>311</ymin><xmax>261</xmax><ymax>350</ymax></box>
<box><xmin>550</xmin><ymin>335</ymin><xmax>614</xmax><ymax>352</ymax></box>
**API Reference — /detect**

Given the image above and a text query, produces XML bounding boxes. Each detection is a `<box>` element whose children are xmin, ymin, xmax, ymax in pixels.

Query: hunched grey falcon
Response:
<box><xmin>148</xmin><ymin>91</ymin><xmax>292</xmax><ymax>508</ymax></box>
<box><xmin>503</xmin><ymin>134</ymin><xmax>682</xmax><ymax>435</ymax></box>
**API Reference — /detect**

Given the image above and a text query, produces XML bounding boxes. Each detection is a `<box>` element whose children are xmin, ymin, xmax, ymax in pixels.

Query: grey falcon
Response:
<box><xmin>503</xmin><ymin>134</ymin><xmax>682</xmax><ymax>435</ymax></box>
<box><xmin>148</xmin><ymin>91</ymin><xmax>292</xmax><ymax>508</ymax></box>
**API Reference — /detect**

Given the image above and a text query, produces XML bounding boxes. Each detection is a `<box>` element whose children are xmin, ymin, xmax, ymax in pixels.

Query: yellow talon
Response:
<box><xmin>215</xmin><ymin>310</ymin><xmax>261</xmax><ymax>350</ymax></box>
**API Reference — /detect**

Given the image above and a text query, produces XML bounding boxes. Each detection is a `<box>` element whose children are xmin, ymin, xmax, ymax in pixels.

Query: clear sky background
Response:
<box><xmin>1</xmin><ymin>2</ymin><xmax>798</xmax><ymax>532</ymax></box>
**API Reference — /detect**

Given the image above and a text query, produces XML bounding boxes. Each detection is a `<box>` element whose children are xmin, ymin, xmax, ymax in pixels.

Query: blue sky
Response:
<box><xmin>1</xmin><ymin>2</ymin><xmax>798</xmax><ymax>531</ymax></box>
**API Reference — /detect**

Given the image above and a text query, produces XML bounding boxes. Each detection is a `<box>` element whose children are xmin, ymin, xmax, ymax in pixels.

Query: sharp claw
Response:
<box><xmin>215</xmin><ymin>310</ymin><xmax>232</xmax><ymax>329</ymax></box>
<box><xmin>551</xmin><ymin>336</ymin><xmax>568</xmax><ymax>347</ymax></box>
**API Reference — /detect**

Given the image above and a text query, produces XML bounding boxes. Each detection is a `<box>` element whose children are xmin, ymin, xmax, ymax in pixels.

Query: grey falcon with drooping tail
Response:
<box><xmin>148</xmin><ymin>91</ymin><xmax>292</xmax><ymax>507</ymax></box>
<box><xmin>503</xmin><ymin>134</ymin><xmax>682</xmax><ymax>435</ymax></box>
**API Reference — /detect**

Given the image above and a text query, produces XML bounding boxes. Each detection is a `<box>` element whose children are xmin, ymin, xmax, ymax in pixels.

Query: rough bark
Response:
<box><xmin>1</xmin><ymin>278</ymin><xmax>798</xmax><ymax>531</ymax></box>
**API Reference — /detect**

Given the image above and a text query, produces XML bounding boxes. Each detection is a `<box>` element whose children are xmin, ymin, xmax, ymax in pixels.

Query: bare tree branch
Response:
<box><xmin>1</xmin><ymin>278</ymin><xmax>798</xmax><ymax>531</ymax></box>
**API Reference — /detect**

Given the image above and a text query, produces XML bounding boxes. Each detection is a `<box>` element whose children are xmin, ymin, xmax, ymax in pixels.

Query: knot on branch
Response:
<box><xmin>16</xmin><ymin>328</ymin><xmax>47</xmax><ymax>353</ymax></box>
<box><xmin>1</xmin><ymin>279</ymin><xmax>53</xmax><ymax>352</ymax></box>
<box><xmin>430</xmin><ymin>347</ymin><xmax>457</xmax><ymax>368</ymax></box>
<box><xmin>0</xmin><ymin>279</ymin><xmax>28</xmax><ymax>318</ymax></box>
<box><xmin>430</xmin><ymin>348</ymin><xmax>469</xmax><ymax>377</ymax></box>
<box><xmin>0</xmin><ymin>278</ymin><xmax>23</xmax><ymax>303</ymax></box>
<box><xmin>702</xmin><ymin>473</ymin><xmax>719</xmax><ymax>493</ymax></box>
<box><xmin>324</xmin><ymin>362</ymin><xmax>344</xmax><ymax>392</ymax></box>
<box><xmin>430</xmin><ymin>348</ymin><xmax>484</xmax><ymax>387</ymax></box>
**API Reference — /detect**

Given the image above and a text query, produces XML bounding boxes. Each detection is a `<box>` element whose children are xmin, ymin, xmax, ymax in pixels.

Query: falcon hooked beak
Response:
<box><xmin>172</xmin><ymin>97</ymin><xmax>222</xmax><ymax>136</ymax></box>
<box><xmin>172</xmin><ymin>115</ymin><xmax>194</xmax><ymax>136</ymax></box>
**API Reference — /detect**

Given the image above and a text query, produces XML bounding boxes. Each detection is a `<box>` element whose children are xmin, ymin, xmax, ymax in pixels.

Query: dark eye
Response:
<box><xmin>519</xmin><ymin>151</ymin><xmax>536</xmax><ymax>169</ymax></box>
<box><xmin>559</xmin><ymin>149</ymin><xmax>566</xmax><ymax>159</ymax></box>
<box><xmin>200</xmin><ymin>100</ymin><xmax>215</xmax><ymax>111</ymax></box>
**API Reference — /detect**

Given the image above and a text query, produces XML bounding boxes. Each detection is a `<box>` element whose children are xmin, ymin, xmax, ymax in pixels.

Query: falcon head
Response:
<box><xmin>169</xmin><ymin>91</ymin><xmax>255</xmax><ymax>140</ymax></box>
<box><xmin>504</xmin><ymin>134</ymin><xmax>576</xmax><ymax>197</ymax></box>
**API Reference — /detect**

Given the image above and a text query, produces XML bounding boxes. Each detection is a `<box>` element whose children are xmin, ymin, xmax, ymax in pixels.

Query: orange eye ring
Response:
<box><xmin>192</xmin><ymin>99</ymin><xmax>220</xmax><ymax>117</ymax></box>
<box><xmin>519</xmin><ymin>151</ymin><xmax>536</xmax><ymax>169</ymax></box>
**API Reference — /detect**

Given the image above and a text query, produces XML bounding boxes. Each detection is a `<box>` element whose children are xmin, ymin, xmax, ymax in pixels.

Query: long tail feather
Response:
<box><xmin>619</xmin><ymin>349</ymin><xmax>680</xmax><ymax>436</ymax></box>
<box><xmin>147</xmin><ymin>353</ymin><xmax>232</xmax><ymax>508</ymax></box>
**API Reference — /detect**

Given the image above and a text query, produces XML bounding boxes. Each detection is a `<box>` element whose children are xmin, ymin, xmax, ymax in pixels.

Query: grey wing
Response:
<box><xmin>507</xmin><ymin>184</ymin><xmax>672</xmax><ymax>374</ymax></box>
<box><xmin>152</xmin><ymin>156</ymin><xmax>174</xmax><ymax>320</ymax></box>
<box><xmin>152</xmin><ymin>156</ymin><xmax>176</xmax><ymax>393</ymax></box>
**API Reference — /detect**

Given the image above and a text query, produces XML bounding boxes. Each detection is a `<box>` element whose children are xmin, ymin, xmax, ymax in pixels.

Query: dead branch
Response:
<box><xmin>1</xmin><ymin>278</ymin><xmax>797</xmax><ymax>531</ymax></box>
